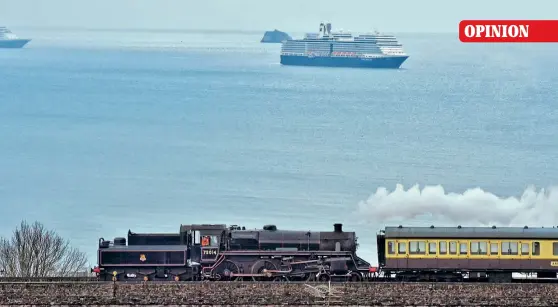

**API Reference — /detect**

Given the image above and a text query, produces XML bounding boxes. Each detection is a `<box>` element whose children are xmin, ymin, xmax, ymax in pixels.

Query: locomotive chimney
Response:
<box><xmin>334</xmin><ymin>223</ymin><xmax>343</xmax><ymax>232</ymax></box>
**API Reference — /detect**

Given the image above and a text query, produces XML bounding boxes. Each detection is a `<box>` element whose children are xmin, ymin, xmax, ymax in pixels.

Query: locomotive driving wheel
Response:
<box><xmin>214</xmin><ymin>260</ymin><xmax>240</xmax><ymax>281</ymax></box>
<box><xmin>302</xmin><ymin>273</ymin><xmax>315</xmax><ymax>282</ymax></box>
<box><xmin>251</xmin><ymin>260</ymin><xmax>278</xmax><ymax>281</ymax></box>
<box><xmin>350</xmin><ymin>272</ymin><xmax>362</xmax><ymax>282</ymax></box>
<box><xmin>297</xmin><ymin>263</ymin><xmax>317</xmax><ymax>282</ymax></box>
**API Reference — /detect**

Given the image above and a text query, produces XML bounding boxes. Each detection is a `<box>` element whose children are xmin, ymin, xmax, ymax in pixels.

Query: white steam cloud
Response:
<box><xmin>357</xmin><ymin>184</ymin><xmax>558</xmax><ymax>227</ymax></box>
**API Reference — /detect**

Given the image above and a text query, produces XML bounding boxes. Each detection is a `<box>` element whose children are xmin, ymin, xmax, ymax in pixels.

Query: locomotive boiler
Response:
<box><xmin>93</xmin><ymin>223</ymin><xmax>372</xmax><ymax>282</ymax></box>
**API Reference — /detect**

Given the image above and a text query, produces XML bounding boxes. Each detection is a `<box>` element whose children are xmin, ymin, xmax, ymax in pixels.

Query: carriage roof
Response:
<box><xmin>383</xmin><ymin>226</ymin><xmax>558</xmax><ymax>239</ymax></box>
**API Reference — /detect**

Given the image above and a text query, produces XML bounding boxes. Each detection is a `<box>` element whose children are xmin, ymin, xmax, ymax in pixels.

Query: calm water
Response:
<box><xmin>1</xmin><ymin>29</ymin><xmax>557</xmax><ymax>265</ymax></box>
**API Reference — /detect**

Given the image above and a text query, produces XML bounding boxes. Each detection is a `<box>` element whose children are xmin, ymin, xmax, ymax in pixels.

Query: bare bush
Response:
<box><xmin>0</xmin><ymin>221</ymin><xmax>87</xmax><ymax>277</ymax></box>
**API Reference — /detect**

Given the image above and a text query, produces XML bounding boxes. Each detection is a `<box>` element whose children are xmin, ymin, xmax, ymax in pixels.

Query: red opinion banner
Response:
<box><xmin>459</xmin><ymin>20</ymin><xmax>558</xmax><ymax>43</ymax></box>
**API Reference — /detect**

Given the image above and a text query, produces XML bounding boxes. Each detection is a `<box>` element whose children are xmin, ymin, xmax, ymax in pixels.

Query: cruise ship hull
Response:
<box><xmin>280</xmin><ymin>55</ymin><xmax>409</xmax><ymax>69</ymax></box>
<box><xmin>0</xmin><ymin>39</ymin><xmax>31</xmax><ymax>48</ymax></box>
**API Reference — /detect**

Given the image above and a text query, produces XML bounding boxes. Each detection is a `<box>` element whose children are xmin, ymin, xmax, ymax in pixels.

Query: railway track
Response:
<box><xmin>0</xmin><ymin>277</ymin><xmax>99</xmax><ymax>283</ymax></box>
<box><xmin>0</xmin><ymin>278</ymin><xmax>361</xmax><ymax>284</ymax></box>
<box><xmin>1</xmin><ymin>277</ymin><xmax>558</xmax><ymax>284</ymax></box>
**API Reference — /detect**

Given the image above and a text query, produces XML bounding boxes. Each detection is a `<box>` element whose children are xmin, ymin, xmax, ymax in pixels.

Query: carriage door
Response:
<box><xmin>398</xmin><ymin>240</ymin><xmax>408</xmax><ymax>269</ymax></box>
<box><xmin>488</xmin><ymin>241</ymin><xmax>499</xmax><ymax>269</ymax></box>
<box><xmin>459</xmin><ymin>241</ymin><xmax>469</xmax><ymax>269</ymax></box>
<box><xmin>519</xmin><ymin>241</ymin><xmax>530</xmax><ymax>270</ymax></box>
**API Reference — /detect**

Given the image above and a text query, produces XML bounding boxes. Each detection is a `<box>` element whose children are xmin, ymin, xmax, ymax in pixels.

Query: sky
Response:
<box><xmin>0</xmin><ymin>0</ymin><xmax>555</xmax><ymax>33</ymax></box>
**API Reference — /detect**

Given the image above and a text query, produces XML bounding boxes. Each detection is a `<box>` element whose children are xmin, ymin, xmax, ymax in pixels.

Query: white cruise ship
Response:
<box><xmin>280</xmin><ymin>22</ymin><xmax>408</xmax><ymax>69</ymax></box>
<box><xmin>0</xmin><ymin>27</ymin><xmax>31</xmax><ymax>48</ymax></box>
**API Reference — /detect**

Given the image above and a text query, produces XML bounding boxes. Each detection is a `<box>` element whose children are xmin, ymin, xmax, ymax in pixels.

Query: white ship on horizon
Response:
<box><xmin>0</xmin><ymin>27</ymin><xmax>31</xmax><ymax>48</ymax></box>
<box><xmin>280</xmin><ymin>22</ymin><xmax>408</xmax><ymax>69</ymax></box>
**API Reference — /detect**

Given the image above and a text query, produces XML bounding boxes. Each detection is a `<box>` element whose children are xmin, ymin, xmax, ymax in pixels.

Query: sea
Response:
<box><xmin>1</xmin><ymin>28</ymin><xmax>558</xmax><ymax>267</ymax></box>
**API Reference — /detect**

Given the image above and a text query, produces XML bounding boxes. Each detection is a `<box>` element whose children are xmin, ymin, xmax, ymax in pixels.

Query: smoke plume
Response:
<box><xmin>356</xmin><ymin>184</ymin><xmax>558</xmax><ymax>227</ymax></box>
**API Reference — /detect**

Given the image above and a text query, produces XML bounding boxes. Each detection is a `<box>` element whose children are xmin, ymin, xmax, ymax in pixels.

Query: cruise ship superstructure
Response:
<box><xmin>280</xmin><ymin>22</ymin><xmax>408</xmax><ymax>69</ymax></box>
<box><xmin>0</xmin><ymin>27</ymin><xmax>31</xmax><ymax>48</ymax></box>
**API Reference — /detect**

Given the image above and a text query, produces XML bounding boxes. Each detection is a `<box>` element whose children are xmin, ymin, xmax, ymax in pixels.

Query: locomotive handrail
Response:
<box><xmin>202</xmin><ymin>254</ymin><xmax>226</xmax><ymax>274</ymax></box>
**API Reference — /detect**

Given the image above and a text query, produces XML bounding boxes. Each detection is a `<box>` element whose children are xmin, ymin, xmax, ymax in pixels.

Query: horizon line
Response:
<box><xmin>10</xmin><ymin>25</ymin><xmax>457</xmax><ymax>35</ymax></box>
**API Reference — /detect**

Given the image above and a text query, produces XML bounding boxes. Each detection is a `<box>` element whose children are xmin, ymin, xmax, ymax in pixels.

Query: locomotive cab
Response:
<box><xmin>180</xmin><ymin>224</ymin><xmax>227</xmax><ymax>264</ymax></box>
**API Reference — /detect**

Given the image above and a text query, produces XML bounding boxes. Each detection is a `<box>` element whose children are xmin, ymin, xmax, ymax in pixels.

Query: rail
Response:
<box><xmin>0</xmin><ymin>277</ymin><xmax>557</xmax><ymax>284</ymax></box>
<box><xmin>0</xmin><ymin>277</ymin><xmax>99</xmax><ymax>283</ymax></box>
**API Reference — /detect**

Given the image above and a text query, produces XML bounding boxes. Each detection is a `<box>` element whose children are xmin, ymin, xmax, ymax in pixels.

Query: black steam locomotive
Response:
<box><xmin>92</xmin><ymin>223</ymin><xmax>371</xmax><ymax>282</ymax></box>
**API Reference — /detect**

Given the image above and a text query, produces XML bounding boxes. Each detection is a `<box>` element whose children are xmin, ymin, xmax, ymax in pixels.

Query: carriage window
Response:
<box><xmin>459</xmin><ymin>243</ymin><xmax>468</xmax><ymax>255</ymax></box>
<box><xmin>521</xmin><ymin>243</ymin><xmax>529</xmax><ymax>255</ymax></box>
<box><xmin>501</xmin><ymin>241</ymin><xmax>518</xmax><ymax>255</ymax></box>
<box><xmin>490</xmin><ymin>243</ymin><xmax>499</xmax><ymax>255</ymax></box>
<box><xmin>553</xmin><ymin>242</ymin><xmax>558</xmax><ymax>256</ymax></box>
<box><xmin>418</xmin><ymin>241</ymin><xmax>426</xmax><ymax>255</ymax></box>
<box><xmin>532</xmin><ymin>242</ymin><xmax>540</xmax><ymax>256</ymax></box>
<box><xmin>409</xmin><ymin>241</ymin><xmax>418</xmax><ymax>254</ymax></box>
<box><xmin>388</xmin><ymin>241</ymin><xmax>395</xmax><ymax>254</ymax></box>
<box><xmin>470</xmin><ymin>241</ymin><xmax>479</xmax><ymax>254</ymax></box>
<box><xmin>470</xmin><ymin>241</ymin><xmax>487</xmax><ymax>255</ymax></box>
<box><xmin>194</xmin><ymin>231</ymin><xmax>201</xmax><ymax>245</ymax></box>
<box><xmin>439</xmin><ymin>241</ymin><xmax>447</xmax><ymax>254</ymax></box>
<box><xmin>409</xmin><ymin>241</ymin><xmax>426</xmax><ymax>255</ymax></box>
<box><xmin>398</xmin><ymin>242</ymin><xmax>407</xmax><ymax>254</ymax></box>
<box><xmin>479</xmin><ymin>242</ymin><xmax>488</xmax><ymax>255</ymax></box>
<box><xmin>509</xmin><ymin>242</ymin><xmax>518</xmax><ymax>255</ymax></box>
<box><xmin>429</xmin><ymin>242</ymin><xmax>437</xmax><ymax>254</ymax></box>
<box><xmin>501</xmin><ymin>242</ymin><xmax>510</xmax><ymax>255</ymax></box>
<box><xmin>449</xmin><ymin>241</ymin><xmax>457</xmax><ymax>254</ymax></box>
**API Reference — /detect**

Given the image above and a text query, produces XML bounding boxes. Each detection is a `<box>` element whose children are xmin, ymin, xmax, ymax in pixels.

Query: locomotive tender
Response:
<box><xmin>377</xmin><ymin>225</ymin><xmax>558</xmax><ymax>282</ymax></box>
<box><xmin>93</xmin><ymin>223</ymin><xmax>372</xmax><ymax>282</ymax></box>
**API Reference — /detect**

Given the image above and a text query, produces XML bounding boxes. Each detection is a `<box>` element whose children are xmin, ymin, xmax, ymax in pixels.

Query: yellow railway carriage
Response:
<box><xmin>376</xmin><ymin>225</ymin><xmax>558</xmax><ymax>282</ymax></box>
